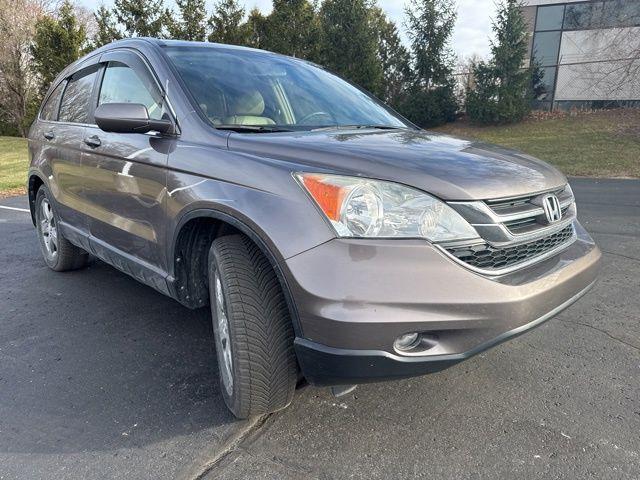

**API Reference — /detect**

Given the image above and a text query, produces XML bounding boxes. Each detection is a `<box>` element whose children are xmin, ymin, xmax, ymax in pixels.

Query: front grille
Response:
<box><xmin>446</xmin><ymin>225</ymin><xmax>575</xmax><ymax>273</ymax></box>
<box><xmin>486</xmin><ymin>187</ymin><xmax>565</xmax><ymax>214</ymax></box>
<box><xmin>504</xmin><ymin>205</ymin><xmax>571</xmax><ymax>234</ymax></box>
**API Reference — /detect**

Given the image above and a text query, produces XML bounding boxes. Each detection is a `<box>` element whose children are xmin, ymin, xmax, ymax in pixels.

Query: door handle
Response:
<box><xmin>43</xmin><ymin>131</ymin><xmax>54</xmax><ymax>140</ymax></box>
<box><xmin>84</xmin><ymin>135</ymin><xmax>101</xmax><ymax>148</ymax></box>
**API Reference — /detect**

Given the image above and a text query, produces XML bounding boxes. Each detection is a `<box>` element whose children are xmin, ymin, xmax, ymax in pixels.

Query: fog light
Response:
<box><xmin>394</xmin><ymin>332</ymin><xmax>420</xmax><ymax>352</ymax></box>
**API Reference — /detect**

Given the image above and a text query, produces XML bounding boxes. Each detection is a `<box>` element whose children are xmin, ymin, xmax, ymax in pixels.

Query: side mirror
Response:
<box><xmin>94</xmin><ymin>103</ymin><xmax>175</xmax><ymax>135</ymax></box>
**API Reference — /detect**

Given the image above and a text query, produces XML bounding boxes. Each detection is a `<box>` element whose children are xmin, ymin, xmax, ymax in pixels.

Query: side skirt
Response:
<box><xmin>58</xmin><ymin>221</ymin><xmax>173</xmax><ymax>298</ymax></box>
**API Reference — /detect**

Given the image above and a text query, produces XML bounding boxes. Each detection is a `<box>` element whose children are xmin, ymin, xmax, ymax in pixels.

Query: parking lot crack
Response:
<box><xmin>560</xmin><ymin>318</ymin><xmax>640</xmax><ymax>352</ymax></box>
<box><xmin>187</xmin><ymin>413</ymin><xmax>273</xmax><ymax>480</ymax></box>
<box><xmin>602</xmin><ymin>250</ymin><xmax>640</xmax><ymax>263</ymax></box>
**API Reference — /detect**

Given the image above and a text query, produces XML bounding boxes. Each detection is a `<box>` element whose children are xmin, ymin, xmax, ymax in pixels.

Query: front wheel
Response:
<box><xmin>35</xmin><ymin>186</ymin><xmax>88</xmax><ymax>272</ymax></box>
<box><xmin>208</xmin><ymin>234</ymin><xmax>297</xmax><ymax>419</ymax></box>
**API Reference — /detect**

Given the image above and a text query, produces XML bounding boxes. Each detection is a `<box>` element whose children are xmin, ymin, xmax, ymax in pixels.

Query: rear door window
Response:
<box><xmin>40</xmin><ymin>82</ymin><xmax>65</xmax><ymax>121</ymax></box>
<box><xmin>59</xmin><ymin>67</ymin><xmax>99</xmax><ymax>124</ymax></box>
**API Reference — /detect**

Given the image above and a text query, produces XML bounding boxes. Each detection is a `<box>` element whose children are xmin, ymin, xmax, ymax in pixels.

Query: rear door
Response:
<box><xmin>40</xmin><ymin>65</ymin><xmax>101</xmax><ymax>237</ymax></box>
<box><xmin>80</xmin><ymin>50</ymin><xmax>175</xmax><ymax>273</ymax></box>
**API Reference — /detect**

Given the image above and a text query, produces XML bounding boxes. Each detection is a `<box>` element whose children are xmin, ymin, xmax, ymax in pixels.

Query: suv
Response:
<box><xmin>28</xmin><ymin>39</ymin><xmax>601</xmax><ymax>419</ymax></box>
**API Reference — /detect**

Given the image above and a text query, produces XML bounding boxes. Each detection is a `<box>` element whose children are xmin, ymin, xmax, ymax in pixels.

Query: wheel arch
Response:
<box><xmin>169</xmin><ymin>207</ymin><xmax>303</xmax><ymax>337</ymax></box>
<box><xmin>27</xmin><ymin>172</ymin><xmax>46</xmax><ymax>226</ymax></box>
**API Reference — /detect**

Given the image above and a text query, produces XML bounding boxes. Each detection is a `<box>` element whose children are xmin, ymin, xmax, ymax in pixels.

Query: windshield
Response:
<box><xmin>163</xmin><ymin>45</ymin><xmax>409</xmax><ymax>132</ymax></box>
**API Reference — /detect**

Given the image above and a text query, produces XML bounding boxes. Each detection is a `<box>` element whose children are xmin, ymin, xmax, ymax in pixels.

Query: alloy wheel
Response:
<box><xmin>39</xmin><ymin>198</ymin><xmax>58</xmax><ymax>260</ymax></box>
<box><xmin>214</xmin><ymin>271</ymin><xmax>234</xmax><ymax>396</ymax></box>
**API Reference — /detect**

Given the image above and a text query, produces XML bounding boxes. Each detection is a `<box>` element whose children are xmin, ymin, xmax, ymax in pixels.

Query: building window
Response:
<box><xmin>536</xmin><ymin>5</ymin><xmax>565</xmax><ymax>31</ymax></box>
<box><xmin>564</xmin><ymin>2</ymin><xmax>604</xmax><ymax>30</ymax></box>
<box><xmin>603</xmin><ymin>0</ymin><xmax>640</xmax><ymax>28</ymax></box>
<box><xmin>532</xmin><ymin>31</ymin><xmax>562</xmax><ymax>66</ymax></box>
<box><xmin>536</xmin><ymin>66</ymin><xmax>557</xmax><ymax>101</ymax></box>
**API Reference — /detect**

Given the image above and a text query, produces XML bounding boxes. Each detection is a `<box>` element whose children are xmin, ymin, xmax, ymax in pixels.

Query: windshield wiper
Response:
<box><xmin>215</xmin><ymin>125</ymin><xmax>294</xmax><ymax>133</ymax></box>
<box><xmin>310</xmin><ymin>125</ymin><xmax>405</xmax><ymax>132</ymax></box>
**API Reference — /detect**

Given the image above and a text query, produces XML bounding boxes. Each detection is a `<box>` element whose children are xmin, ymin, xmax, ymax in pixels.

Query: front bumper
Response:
<box><xmin>284</xmin><ymin>221</ymin><xmax>601</xmax><ymax>386</ymax></box>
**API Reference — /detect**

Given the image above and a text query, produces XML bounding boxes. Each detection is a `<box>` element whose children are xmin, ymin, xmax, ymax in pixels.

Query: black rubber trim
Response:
<box><xmin>295</xmin><ymin>280</ymin><xmax>595</xmax><ymax>386</ymax></box>
<box><xmin>295</xmin><ymin>338</ymin><xmax>459</xmax><ymax>386</ymax></box>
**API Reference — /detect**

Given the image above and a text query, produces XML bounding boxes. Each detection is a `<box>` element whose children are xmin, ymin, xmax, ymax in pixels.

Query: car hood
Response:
<box><xmin>227</xmin><ymin>128</ymin><xmax>567</xmax><ymax>201</ymax></box>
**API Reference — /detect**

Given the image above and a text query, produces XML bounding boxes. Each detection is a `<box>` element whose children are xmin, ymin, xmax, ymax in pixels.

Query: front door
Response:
<box><xmin>80</xmin><ymin>51</ymin><xmax>175</xmax><ymax>274</ymax></box>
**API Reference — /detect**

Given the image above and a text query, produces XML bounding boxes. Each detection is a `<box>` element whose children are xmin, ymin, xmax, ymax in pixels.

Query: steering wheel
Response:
<box><xmin>298</xmin><ymin>111</ymin><xmax>334</xmax><ymax>125</ymax></box>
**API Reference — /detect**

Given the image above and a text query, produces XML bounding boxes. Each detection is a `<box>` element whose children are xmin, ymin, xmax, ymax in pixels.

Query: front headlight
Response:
<box><xmin>296</xmin><ymin>173</ymin><xmax>479</xmax><ymax>242</ymax></box>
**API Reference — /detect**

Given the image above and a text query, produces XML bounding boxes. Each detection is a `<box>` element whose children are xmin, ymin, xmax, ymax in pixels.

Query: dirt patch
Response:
<box><xmin>0</xmin><ymin>186</ymin><xmax>27</xmax><ymax>198</ymax></box>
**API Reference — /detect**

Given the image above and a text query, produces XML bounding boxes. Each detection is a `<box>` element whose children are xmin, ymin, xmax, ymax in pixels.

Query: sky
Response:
<box><xmin>78</xmin><ymin>0</ymin><xmax>498</xmax><ymax>60</ymax></box>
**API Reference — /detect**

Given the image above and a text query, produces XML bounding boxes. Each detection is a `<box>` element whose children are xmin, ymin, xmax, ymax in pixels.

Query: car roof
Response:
<box><xmin>119</xmin><ymin>37</ymin><xmax>275</xmax><ymax>55</ymax></box>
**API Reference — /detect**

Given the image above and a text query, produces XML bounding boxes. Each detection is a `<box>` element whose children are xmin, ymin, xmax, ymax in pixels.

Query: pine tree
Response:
<box><xmin>405</xmin><ymin>0</ymin><xmax>456</xmax><ymax>88</ymax></box>
<box><xmin>93</xmin><ymin>5</ymin><xmax>122</xmax><ymax>48</ymax></box>
<box><xmin>31</xmin><ymin>1</ymin><xmax>87</xmax><ymax>96</ymax></box>
<box><xmin>208</xmin><ymin>0</ymin><xmax>247</xmax><ymax>45</ymax></box>
<box><xmin>318</xmin><ymin>0</ymin><xmax>383</xmax><ymax>97</ymax></box>
<box><xmin>245</xmin><ymin>7</ymin><xmax>267</xmax><ymax>48</ymax></box>
<box><xmin>399</xmin><ymin>0</ymin><xmax>458</xmax><ymax>127</ymax></box>
<box><xmin>371</xmin><ymin>7</ymin><xmax>410</xmax><ymax>106</ymax></box>
<box><xmin>113</xmin><ymin>0</ymin><xmax>168</xmax><ymax>38</ymax></box>
<box><xmin>264</xmin><ymin>0</ymin><xmax>319</xmax><ymax>59</ymax></box>
<box><xmin>466</xmin><ymin>0</ymin><xmax>533</xmax><ymax>124</ymax></box>
<box><xmin>168</xmin><ymin>0</ymin><xmax>207</xmax><ymax>41</ymax></box>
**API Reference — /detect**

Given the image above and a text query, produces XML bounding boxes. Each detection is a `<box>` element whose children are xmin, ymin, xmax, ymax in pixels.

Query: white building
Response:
<box><xmin>521</xmin><ymin>0</ymin><xmax>640</xmax><ymax>110</ymax></box>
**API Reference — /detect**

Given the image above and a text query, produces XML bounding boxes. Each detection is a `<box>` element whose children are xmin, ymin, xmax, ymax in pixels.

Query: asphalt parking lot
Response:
<box><xmin>1</xmin><ymin>177</ymin><xmax>639</xmax><ymax>480</ymax></box>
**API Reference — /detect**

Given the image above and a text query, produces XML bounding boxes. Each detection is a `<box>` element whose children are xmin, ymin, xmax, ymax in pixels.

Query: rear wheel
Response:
<box><xmin>35</xmin><ymin>186</ymin><xmax>88</xmax><ymax>272</ymax></box>
<box><xmin>208</xmin><ymin>233</ymin><xmax>297</xmax><ymax>419</ymax></box>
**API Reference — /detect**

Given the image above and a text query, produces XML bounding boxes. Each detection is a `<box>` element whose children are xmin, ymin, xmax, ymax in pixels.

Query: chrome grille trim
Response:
<box><xmin>449</xmin><ymin>197</ymin><xmax>573</xmax><ymax>225</ymax></box>
<box><xmin>440</xmin><ymin>184</ymin><xmax>578</xmax><ymax>275</ymax></box>
<box><xmin>448</xmin><ymin>184</ymin><xmax>576</xmax><ymax>247</ymax></box>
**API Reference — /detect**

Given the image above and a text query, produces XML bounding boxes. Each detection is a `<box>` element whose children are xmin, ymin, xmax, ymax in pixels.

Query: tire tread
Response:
<box><xmin>209</xmin><ymin>234</ymin><xmax>297</xmax><ymax>418</ymax></box>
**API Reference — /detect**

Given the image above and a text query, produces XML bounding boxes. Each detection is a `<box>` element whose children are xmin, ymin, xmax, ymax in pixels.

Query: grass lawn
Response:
<box><xmin>0</xmin><ymin>136</ymin><xmax>28</xmax><ymax>197</ymax></box>
<box><xmin>435</xmin><ymin>109</ymin><xmax>640</xmax><ymax>178</ymax></box>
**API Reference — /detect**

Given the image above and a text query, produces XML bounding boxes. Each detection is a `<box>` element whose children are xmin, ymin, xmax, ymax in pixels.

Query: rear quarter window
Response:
<box><xmin>40</xmin><ymin>82</ymin><xmax>65</xmax><ymax>121</ymax></box>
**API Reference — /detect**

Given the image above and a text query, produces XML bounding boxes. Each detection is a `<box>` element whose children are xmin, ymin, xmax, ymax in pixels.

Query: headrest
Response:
<box><xmin>231</xmin><ymin>90</ymin><xmax>265</xmax><ymax>116</ymax></box>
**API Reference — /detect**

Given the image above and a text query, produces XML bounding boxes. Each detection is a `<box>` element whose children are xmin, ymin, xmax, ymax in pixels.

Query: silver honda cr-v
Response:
<box><xmin>27</xmin><ymin>38</ymin><xmax>601</xmax><ymax>419</ymax></box>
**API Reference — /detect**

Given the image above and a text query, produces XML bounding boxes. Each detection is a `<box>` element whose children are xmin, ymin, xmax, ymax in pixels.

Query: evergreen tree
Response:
<box><xmin>168</xmin><ymin>0</ymin><xmax>207</xmax><ymax>41</ymax></box>
<box><xmin>405</xmin><ymin>0</ymin><xmax>456</xmax><ymax>88</ymax></box>
<box><xmin>113</xmin><ymin>0</ymin><xmax>168</xmax><ymax>38</ymax></box>
<box><xmin>466</xmin><ymin>0</ymin><xmax>533</xmax><ymax>124</ymax></box>
<box><xmin>244</xmin><ymin>7</ymin><xmax>267</xmax><ymax>48</ymax></box>
<box><xmin>264</xmin><ymin>0</ymin><xmax>319</xmax><ymax>59</ymax></box>
<box><xmin>371</xmin><ymin>7</ymin><xmax>410</xmax><ymax>106</ymax></box>
<box><xmin>318</xmin><ymin>0</ymin><xmax>383</xmax><ymax>97</ymax></box>
<box><xmin>208</xmin><ymin>0</ymin><xmax>247</xmax><ymax>45</ymax></box>
<box><xmin>31</xmin><ymin>1</ymin><xmax>87</xmax><ymax>96</ymax></box>
<box><xmin>399</xmin><ymin>0</ymin><xmax>458</xmax><ymax>127</ymax></box>
<box><xmin>93</xmin><ymin>5</ymin><xmax>122</xmax><ymax>48</ymax></box>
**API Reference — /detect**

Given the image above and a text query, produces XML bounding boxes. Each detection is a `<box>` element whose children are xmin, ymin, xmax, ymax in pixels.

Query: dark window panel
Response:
<box><xmin>532</xmin><ymin>100</ymin><xmax>552</xmax><ymax>111</ymax></box>
<box><xmin>532</xmin><ymin>31</ymin><xmax>562</xmax><ymax>67</ymax></box>
<box><xmin>535</xmin><ymin>66</ymin><xmax>557</xmax><ymax>101</ymax></box>
<box><xmin>564</xmin><ymin>2</ymin><xmax>605</xmax><ymax>29</ymax></box>
<box><xmin>59</xmin><ymin>68</ymin><xmax>99</xmax><ymax>124</ymax></box>
<box><xmin>536</xmin><ymin>5</ymin><xmax>565</xmax><ymax>31</ymax></box>
<box><xmin>40</xmin><ymin>82</ymin><xmax>65</xmax><ymax>121</ymax></box>
<box><xmin>554</xmin><ymin>100</ymin><xmax>640</xmax><ymax>110</ymax></box>
<box><xmin>98</xmin><ymin>62</ymin><xmax>165</xmax><ymax>120</ymax></box>
<box><xmin>603</xmin><ymin>0</ymin><xmax>640</xmax><ymax>28</ymax></box>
